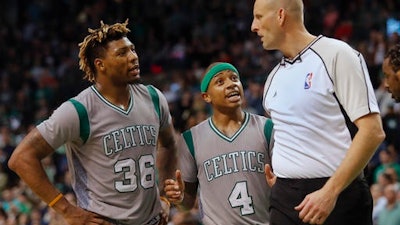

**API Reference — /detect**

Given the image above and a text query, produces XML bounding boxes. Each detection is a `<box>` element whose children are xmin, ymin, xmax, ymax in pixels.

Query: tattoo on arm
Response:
<box><xmin>22</xmin><ymin>128</ymin><xmax>55</xmax><ymax>158</ymax></box>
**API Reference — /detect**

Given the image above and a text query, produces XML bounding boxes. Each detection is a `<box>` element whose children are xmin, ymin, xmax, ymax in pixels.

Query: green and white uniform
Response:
<box><xmin>37</xmin><ymin>84</ymin><xmax>171</xmax><ymax>225</ymax></box>
<box><xmin>179</xmin><ymin>112</ymin><xmax>273</xmax><ymax>225</ymax></box>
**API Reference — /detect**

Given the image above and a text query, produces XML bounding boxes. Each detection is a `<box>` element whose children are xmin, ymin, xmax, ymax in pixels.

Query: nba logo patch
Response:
<box><xmin>304</xmin><ymin>72</ymin><xmax>313</xmax><ymax>89</ymax></box>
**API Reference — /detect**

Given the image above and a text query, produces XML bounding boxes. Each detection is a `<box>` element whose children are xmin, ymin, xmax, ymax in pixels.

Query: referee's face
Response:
<box><xmin>251</xmin><ymin>0</ymin><xmax>282</xmax><ymax>51</ymax></box>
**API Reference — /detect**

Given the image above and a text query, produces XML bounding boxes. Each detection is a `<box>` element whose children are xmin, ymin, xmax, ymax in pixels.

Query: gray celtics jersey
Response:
<box><xmin>179</xmin><ymin>112</ymin><xmax>273</xmax><ymax>225</ymax></box>
<box><xmin>37</xmin><ymin>84</ymin><xmax>172</xmax><ymax>225</ymax></box>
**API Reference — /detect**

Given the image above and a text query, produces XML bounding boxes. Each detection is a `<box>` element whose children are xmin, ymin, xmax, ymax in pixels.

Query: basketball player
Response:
<box><xmin>382</xmin><ymin>43</ymin><xmax>400</xmax><ymax>103</ymax></box>
<box><xmin>164</xmin><ymin>62</ymin><xmax>273</xmax><ymax>224</ymax></box>
<box><xmin>251</xmin><ymin>0</ymin><xmax>385</xmax><ymax>225</ymax></box>
<box><xmin>8</xmin><ymin>20</ymin><xmax>178</xmax><ymax>225</ymax></box>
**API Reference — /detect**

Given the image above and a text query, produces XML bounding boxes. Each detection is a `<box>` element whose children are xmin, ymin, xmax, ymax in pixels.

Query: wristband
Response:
<box><xmin>160</xmin><ymin>196</ymin><xmax>170</xmax><ymax>208</ymax></box>
<box><xmin>48</xmin><ymin>193</ymin><xmax>63</xmax><ymax>207</ymax></box>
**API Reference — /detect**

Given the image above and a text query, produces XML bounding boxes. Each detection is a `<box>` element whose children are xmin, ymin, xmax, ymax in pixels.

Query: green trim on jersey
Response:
<box><xmin>182</xmin><ymin>130</ymin><xmax>195</xmax><ymax>159</ymax></box>
<box><xmin>69</xmin><ymin>99</ymin><xmax>90</xmax><ymax>144</ymax></box>
<box><xmin>146</xmin><ymin>85</ymin><xmax>160</xmax><ymax>120</ymax></box>
<box><xmin>264</xmin><ymin>119</ymin><xmax>273</xmax><ymax>145</ymax></box>
<box><xmin>90</xmin><ymin>85</ymin><xmax>133</xmax><ymax>115</ymax></box>
<box><xmin>208</xmin><ymin>112</ymin><xmax>249</xmax><ymax>142</ymax></box>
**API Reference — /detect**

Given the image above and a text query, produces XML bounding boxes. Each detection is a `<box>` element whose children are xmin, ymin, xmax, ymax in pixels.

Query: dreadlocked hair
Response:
<box><xmin>78</xmin><ymin>19</ymin><xmax>131</xmax><ymax>82</ymax></box>
<box><xmin>386</xmin><ymin>43</ymin><xmax>400</xmax><ymax>73</ymax></box>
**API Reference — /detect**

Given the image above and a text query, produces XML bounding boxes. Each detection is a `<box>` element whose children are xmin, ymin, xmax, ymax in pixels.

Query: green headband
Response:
<box><xmin>200</xmin><ymin>63</ymin><xmax>240</xmax><ymax>92</ymax></box>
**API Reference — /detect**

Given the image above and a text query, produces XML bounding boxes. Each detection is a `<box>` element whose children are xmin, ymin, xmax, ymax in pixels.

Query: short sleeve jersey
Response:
<box><xmin>179</xmin><ymin>112</ymin><xmax>273</xmax><ymax>225</ymax></box>
<box><xmin>37</xmin><ymin>84</ymin><xmax>171</xmax><ymax>225</ymax></box>
<box><xmin>263</xmin><ymin>35</ymin><xmax>380</xmax><ymax>178</ymax></box>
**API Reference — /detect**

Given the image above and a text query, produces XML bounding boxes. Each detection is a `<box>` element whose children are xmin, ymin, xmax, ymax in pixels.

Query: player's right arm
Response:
<box><xmin>164</xmin><ymin>170</ymin><xmax>198</xmax><ymax>210</ymax></box>
<box><xmin>8</xmin><ymin>128</ymin><xmax>65</xmax><ymax>208</ymax></box>
<box><xmin>8</xmin><ymin>128</ymin><xmax>113</xmax><ymax>225</ymax></box>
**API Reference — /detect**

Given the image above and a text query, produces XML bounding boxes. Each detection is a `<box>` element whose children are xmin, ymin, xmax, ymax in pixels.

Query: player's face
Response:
<box><xmin>251</xmin><ymin>0</ymin><xmax>281</xmax><ymax>51</ymax></box>
<box><xmin>103</xmin><ymin>37</ymin><xmax>140</xmax><ymax>84</ymax></box>
<box><xmin>382</xmin><ymin>58</ymin><xmax>400</xmax><ymax>103</ymax></box>
<box><xmin>205</xmin><ymin>70</ymin><xmax>244</xmax><ymax>109</ymax></box>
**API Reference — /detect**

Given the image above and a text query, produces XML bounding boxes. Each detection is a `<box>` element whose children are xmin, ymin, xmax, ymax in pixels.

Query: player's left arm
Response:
<box><xmin>157</xmin><ymin>124</ymin><xmax>178</xmax><ymax>196</ymax></box>
<box><xmin>151</xmin><ymin>85</ymin><xmax>179</xmax><ymax>195</ymax></box>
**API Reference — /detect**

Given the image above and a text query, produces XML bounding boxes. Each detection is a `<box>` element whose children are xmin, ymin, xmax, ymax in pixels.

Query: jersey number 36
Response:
<box><xmin>114</xmin><ymin>154</ymin><xmax>155</xmax><ymax>192</ymax></box>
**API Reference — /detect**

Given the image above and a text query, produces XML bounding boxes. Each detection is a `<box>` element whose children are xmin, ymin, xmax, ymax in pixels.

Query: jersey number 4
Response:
<box><xmin>228</xmin><ymin>181</ymin><xmax>255</xmax><ymax>215</ymax></box>
<box><xmin>114</xmin><ymin>155</ymin><xmax>155</xmax><ymax>192</ymax></box>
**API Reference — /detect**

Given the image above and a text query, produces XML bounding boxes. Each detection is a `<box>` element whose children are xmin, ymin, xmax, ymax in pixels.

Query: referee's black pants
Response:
<box><xmin>270</xmin><ymin>176</ymin><xmax>372</xmax><ymax>225</ymax></box>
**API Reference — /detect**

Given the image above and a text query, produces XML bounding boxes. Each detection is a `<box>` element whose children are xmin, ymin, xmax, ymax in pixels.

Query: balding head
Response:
<box><xmin>258</xmin><ymin>0</ymin><xmax>304</xmax><ymax>26</ymax></box>
<box><xmin>252</xmin><ymin>0</ymin><xmax>312</xmax><ymax>56</ymax></box>
<box><xmin>279</xmin><ymin>0</ymin><xmax>304</xmax><ymax>22</ymax></box>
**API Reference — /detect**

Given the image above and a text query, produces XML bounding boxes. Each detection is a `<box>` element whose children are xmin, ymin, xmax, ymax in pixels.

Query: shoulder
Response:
<box><xmin>185</xmin><ymin>119</ymin><xmax>210</xmax><ymax>133</ymax></box>
<box><xmin>245</xmin><ymin>113</ymin><xmax>273</xmax><ymax>134</ymax></box>
<box><xmin>134</xmin><ymin>84</ymin><xmax>169</xmax><ymax>104</ymax></box>
<box><xmin>131</xmin><ymin>83</ymin><xmax>164</xmax><ymax>95</ymax></box>
<box><xmin>314</xmin><ymin>36</ymin><xmax>350</xmax><ymax>49</ymax></box>
<box><xmin>312</xmin><ymin>36</ymin><xmax>358</xmax><ymax>56</ymax></box>
<box><xmin>180</xmin><ymin>119</ymin><xmax>210</xmax><ymax>141</ymax></box>
<box><xmin>247</xmin><ymin>112</ymin><xmax>271</xmax><ymax>124</ymax></box>
<box><xmin>130</xmin><ymin>83</ymin><xmax>150</xmax><ymax>94</ymax></box>
<box><xmin>70</xmin><ymin>86</ymin><xmax>96</xmax><ymax>106</ymax></box>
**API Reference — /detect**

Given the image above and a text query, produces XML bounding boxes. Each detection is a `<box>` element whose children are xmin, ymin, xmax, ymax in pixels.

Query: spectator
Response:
<box><xmin>370</xmin><ymin>183</ymin><xmax>386</xmax><ymax>225</ymax></box>
<box><xmin>377</xmin><ymin>184</ymin><xmax>400</xmax><ymax>225</ymax></box>
<box><xmin>382</xmin><ymin>105</ymin><xmax>400</xmax><ymax>149</ymax></box>
<box><xmin>373</xmin><ymin>147</ymin><xmax>400</xmax><ymax>183</ymax></box>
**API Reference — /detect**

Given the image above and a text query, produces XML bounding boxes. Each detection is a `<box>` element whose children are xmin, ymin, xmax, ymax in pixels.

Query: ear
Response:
<box><xmin>94</xmin><ymin>58</ymin><xmax>105</xmax><ymax>71</ymax></box>
<box><xmin>395</xmin><ymin>70</ymin><xmax>400</xmax><ymax>79</ymax></box>
<box><xmin>201</xmin><ymin>92</ymin><xmax>212</xmax><ymax>103</ymax></box>
<box><xmin>277</xmin><ymin>8</ymin><xmax>286</xmax><ymax>26</ymax></box>
<box><xmin>396</xmin><ymin>70</ymin><xmax>400</xmax><ymax>80</ymax></box>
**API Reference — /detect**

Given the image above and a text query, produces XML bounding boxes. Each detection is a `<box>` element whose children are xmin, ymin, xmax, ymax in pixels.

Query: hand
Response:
<box><xmin>61</xmin><ymin>205</ymin><xmax>114</xmax><ymax>225</ymax></box>
<box><xmin>164</xmin><ymin>170</ymin><xmax>185</xmax><ymax>204</ymax></box>
<box><xmin>265</xmin><ymin>164</ymin><xmax>276</xmax><ymax>187</ymax></box>
<box><xmin>158</xmin><ymin>211</ymin><xmax>169</xmax><ymax>225</ymax></box>
<box><xmin>159</xmin><ymin>197</ymin><xmax>170</xmax><ymax>224</ymax></box>
<box><xmin>294</xmin><ymin>188</ymin><xmax>338</xmax><ymax>225</ymax></box>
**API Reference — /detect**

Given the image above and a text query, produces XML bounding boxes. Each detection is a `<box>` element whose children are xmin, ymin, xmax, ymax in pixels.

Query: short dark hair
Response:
<box><xmin>386</xmin><ymin>43</ymin><xmax>400</xmax><ymax>73</ymax></box>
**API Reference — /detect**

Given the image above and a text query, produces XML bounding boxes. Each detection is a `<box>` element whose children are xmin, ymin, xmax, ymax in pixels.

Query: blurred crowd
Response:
<box><xmin>1</xmin><ymin>0</ymin><xmax>400</xmax><ymax>224</ymax></box>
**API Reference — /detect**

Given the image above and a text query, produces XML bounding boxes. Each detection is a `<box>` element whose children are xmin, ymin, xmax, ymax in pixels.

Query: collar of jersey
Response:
<box><xmin>208</xmin><ymin>112</ymin><xmax>249</xmax><ymax>142</ymax></box>
<box><xmin>91</xmin><ymin>85</ymin><xmax>133</xmax><ymax>115</ymax></box>
<box><xmin>280</xmin><ymin>35</ymin><xmax>323</xmax><ymax>65</ymax></box>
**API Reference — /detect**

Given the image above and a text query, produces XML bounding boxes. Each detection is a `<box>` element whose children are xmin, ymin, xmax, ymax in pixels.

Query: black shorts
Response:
<box><xmin>270</xmin><ymin>176</ymin><xmax>372</xmax><ymax>225</ymax></box>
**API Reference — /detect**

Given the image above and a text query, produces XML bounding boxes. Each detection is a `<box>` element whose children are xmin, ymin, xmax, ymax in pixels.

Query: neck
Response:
<box><xmin>211</xmin><ymin>110</ymin><xmax>245</xmax><ymax>137</ymax></box>
<box><xmin>282</xmin><ymin>31</ymin><xmax>316</xmax><ymax>59</ymax></box>
<box><xmin>95</xmin><ymin>82</ymin><xmax>131</xmax><ymax>109</ymax></box>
